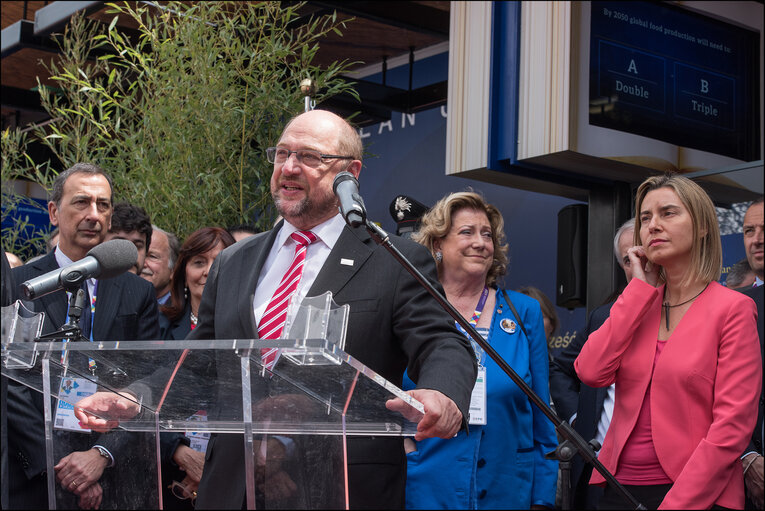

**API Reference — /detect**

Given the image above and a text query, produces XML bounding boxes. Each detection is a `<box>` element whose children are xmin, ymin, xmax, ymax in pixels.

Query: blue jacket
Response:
<box><xmin>404</xmin><ymin>288</ymin><xmax>558</xmax><ymax>509</ymax></box>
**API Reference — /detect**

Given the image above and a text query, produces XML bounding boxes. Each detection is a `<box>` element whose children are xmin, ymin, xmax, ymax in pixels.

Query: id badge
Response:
<box><xmin>54</xmin><ymin>377</ymin><xmax>97</xmax><ymax>432</ymax></box>
<box><xmin>468</xmin><ymin>366</ymin><xmax>487</xmax><ymax>425</ymax></box>
<box><xmin>186</xmin><ymin>410</ymin><xmax>210</xmax><ymax>453</ymax></box>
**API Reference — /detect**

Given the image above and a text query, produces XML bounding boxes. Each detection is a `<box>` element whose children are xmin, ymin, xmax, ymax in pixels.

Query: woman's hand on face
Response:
<box><xmin>627</xmin><ymin>246</ymin><xmax>660</xmax><ymax>287</ymax></box>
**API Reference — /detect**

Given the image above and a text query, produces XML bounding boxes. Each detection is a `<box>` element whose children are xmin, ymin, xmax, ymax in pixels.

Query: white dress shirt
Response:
<box><xmin>596</xmin><ymin>383</ymin><xmax>615</xmax><ymax>448</ymax></box>
<box><xmin>252</xmin><ymin>214</ymin><xmax>346</xmax><ymax>326</ymax></box>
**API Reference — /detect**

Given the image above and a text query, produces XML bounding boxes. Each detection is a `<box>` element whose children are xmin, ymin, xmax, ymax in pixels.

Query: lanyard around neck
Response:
<box><xmin>468</xmin><ymin>286</ymin><xmax>489</xmax><ymax>326</ymax></box>
<box><xmin>455</xmin><ymin>286</ymin><xmax>489</xmax><ymax>332</ymax></box>
<box><xmin>455</xmin><ymin>286</ymin><xmax>490</xmax><ymax>366</ymax></box>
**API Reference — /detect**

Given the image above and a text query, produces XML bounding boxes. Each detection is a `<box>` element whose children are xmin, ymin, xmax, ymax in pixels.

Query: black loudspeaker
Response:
<box><xmin>556</xmin><ymin>204</ymin><xmax>588</xmax><ymax>309</ymax></box>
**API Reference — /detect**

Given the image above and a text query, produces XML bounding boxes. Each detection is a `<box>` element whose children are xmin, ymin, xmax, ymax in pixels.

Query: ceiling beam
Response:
<box><xmin>350</xmin><ymin>79</ymin><xmax>447</xmax><ymax>113</ymax></box>
<box><xmin>323</xmin><ymin>78</ymin><xmax>447</xmax><ymax>126</ymax></box>
<box><xmin>2</xmin><ymin>20</ymin><xmax>45</xmax><ymax>58</ymax></box>
<box><xmin>310</xmin><ymin>1</ymin><xmax>449</xmax><ymax>38</ymax></box>
<box><xmin>2</xmin><ymin>19</ymin><xmax>74</xmax><ymax>59</ymax></box>
<box><xmin>1</xmin><ymin>18</ymin><xmax>143</xmax><ymax>60</ymax></box>
<box><xmin>2</xmin><ymin>2</ymin><xmax>119</xmax><ymax>59</ymax></box>
<box><xmin>33</xmin><ymin>1</ymin><xmax>105</xmax><ymax>36</ymax></box>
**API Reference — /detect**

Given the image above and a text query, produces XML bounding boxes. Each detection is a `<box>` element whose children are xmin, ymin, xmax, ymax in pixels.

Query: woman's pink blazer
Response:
<box><xmin>575</xmin><ymin>279</ymin><xmax>761</xmax><ymax>509</ymax></box>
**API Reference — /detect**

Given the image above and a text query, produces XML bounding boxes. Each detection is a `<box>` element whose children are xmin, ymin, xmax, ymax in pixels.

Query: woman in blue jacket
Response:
<box><xmin>404</xmin><ymin>191</ymin><xmax>558</xmax><ymax>509</ymax></box>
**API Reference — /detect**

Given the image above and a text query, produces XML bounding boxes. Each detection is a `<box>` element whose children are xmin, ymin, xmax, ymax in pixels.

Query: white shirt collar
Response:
<box><xmin>277</xmin><ymin>214</ymin><xmax>346</xmax><ymax>251</ymax></box>
<box><xmin>54</xmin><ymin>245</ymin><xmax>76</xmax><ymax>268</ymax></box>
<box><xmin>54</xmin><ymin>246</ymin><xmax>97</xmax><ymax>290</ymax></box>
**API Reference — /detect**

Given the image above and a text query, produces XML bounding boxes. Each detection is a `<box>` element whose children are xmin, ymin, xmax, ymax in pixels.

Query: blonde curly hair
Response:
<box><xmin>412</xmin><ymin>191</ymin><xmax>509</xmax><ymax>287</ymax></box>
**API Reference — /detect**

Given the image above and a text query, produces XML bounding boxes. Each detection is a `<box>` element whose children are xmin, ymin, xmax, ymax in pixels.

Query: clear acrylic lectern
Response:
<box><xmin>2</xmin><ymin>293</ymin><xmax>423</xmax><ymax>509</ymax></box>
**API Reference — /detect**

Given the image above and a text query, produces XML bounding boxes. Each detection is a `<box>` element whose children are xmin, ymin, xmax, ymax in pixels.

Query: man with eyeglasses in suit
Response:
<box><xmin>77</xmin><ymin>110</ymin><xmax>476</xmax><ymax>509</ymax></box>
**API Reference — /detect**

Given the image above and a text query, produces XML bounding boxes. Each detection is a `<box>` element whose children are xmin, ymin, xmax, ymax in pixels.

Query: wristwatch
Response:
<box><xmin>93</xmin><ymin>446</ymin><xmax>114</xmax><ymax>467</ymax></box>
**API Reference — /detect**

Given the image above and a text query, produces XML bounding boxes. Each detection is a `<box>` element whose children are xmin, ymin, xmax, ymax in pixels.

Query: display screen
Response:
<box><xmin>589</xmin><ymin>1</ymin><xmax>760</xmax><ymax>161</ymax></box>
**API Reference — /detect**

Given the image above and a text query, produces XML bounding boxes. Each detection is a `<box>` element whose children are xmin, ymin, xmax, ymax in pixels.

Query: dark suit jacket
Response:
<box><xmin>740</xmin><ymin>284</ymin><xmax>764</xmax><ymax>510</ymax></box>
<box><xmin>159</xmin><ymin>303</ymin><xmax>192</xmax><ymax>341</ymax></box>
<box><xmin>740</xmin><ymin>286</ymin><xmax>764</xmax><ymax>455</ymax></box>
<box><xmin>8</xmin><ymin>250</ymin><xmax>159</xmax><ymax>508</ymax></box>
<box><xmin>549</xmin><ymin>301</ymin><xmax>613</xmax><ymax>509</ymax></box>
<box><xmin>740</xmin><ymin>285</ymin><xmax>764</xmax><ymax>456</ymax></box>
<box><xmin>188</xmin><ymin>221</ymin><xmax>477</xmax><ymax>509</ymax></box>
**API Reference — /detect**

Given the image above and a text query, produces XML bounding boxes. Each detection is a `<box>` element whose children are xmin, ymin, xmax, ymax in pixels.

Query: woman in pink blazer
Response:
<box><xmin>575</xmin><ymin>174</ymin><xmax>761</xmax><ymax>509</ymax></box>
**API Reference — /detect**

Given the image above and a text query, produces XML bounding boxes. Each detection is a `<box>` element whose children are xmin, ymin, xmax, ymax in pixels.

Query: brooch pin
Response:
<box><xmin>500</xmin><ymin>318</ymin><xmax>517</xmax><ymax>334</ymax></box>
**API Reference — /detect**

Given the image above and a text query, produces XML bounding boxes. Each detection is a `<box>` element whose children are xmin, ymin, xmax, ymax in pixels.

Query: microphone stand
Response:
<box><xmin>36</xmin><ymin>287</ymin><xmax>89</xmax><ymax>343</ymax></box>
<box><xmin>363</xmin><ymin>219</ymin><xmax>646</xmax><ymax>511</ymax></box>
<box><xmin>34</xmin><ymin>287</ymin><xmax>126</xmax><ymax>380</ymax></box>
<box><xmin>32</xmin><ymin>287</ymin><xmax>88</xmax><ymax>378</ymax></box>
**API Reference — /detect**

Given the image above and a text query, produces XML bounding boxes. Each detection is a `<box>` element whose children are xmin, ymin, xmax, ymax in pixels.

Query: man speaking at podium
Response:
<box><xmin>191</xmin><ymin>109</ymin><xmax>475</xmax><ymax>509</ymax></box>
<box><xmin>80</xmin><ymin>110</ymin><xmax>476</xmax><ymax>509</ymax></box>
<box><xmin>9</xmin><ymin>163</ymin><xmax>159</xmax><ymax>509</ymax></box>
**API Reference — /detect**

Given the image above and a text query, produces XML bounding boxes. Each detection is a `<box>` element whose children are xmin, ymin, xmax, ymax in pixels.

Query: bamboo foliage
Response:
<box><xmin>1</xmin><ymin>128</ymin><xmax>50</xmax><ymax>257</ymax></box>
<box><xmin>3</xmin><ymin>1</ymin><xmax>358</xmax><ymax>246</ymax></box>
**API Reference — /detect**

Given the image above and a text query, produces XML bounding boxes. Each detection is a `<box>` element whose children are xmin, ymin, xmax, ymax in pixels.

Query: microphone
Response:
<box><xmin>21</xmin><ymin>239</ymin><xmax>138</xmax><ymax>300</ymax></box>
<box><xmin>333</xmin><ymin>171</ymin><xmax>367</xmax><ymax>228</ymax></box>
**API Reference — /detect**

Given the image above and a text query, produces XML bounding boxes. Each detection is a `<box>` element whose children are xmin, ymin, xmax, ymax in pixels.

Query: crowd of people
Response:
<box><xmin>1</xmin><ymin>108</ymin><xmax>762</xmax><ymax>510</ymax></box>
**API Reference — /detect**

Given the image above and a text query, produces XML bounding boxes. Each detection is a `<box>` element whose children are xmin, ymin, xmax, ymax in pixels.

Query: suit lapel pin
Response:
<box><xmin>500</xmin><ymin>318</ymin><xmax>517</xmax><ymax>334</ymax></box>
<box><xmin>341</xmin><ymin>258</ymin><xmax>354</xmax><ymax>266</ymax></box>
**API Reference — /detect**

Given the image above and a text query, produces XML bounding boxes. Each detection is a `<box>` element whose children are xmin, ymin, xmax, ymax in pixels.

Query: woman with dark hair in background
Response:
<box><xmin>158</xmin><ymin>226</ymin><xmax>235</xmax><ymax>508</ymax></box>
<box><xmin>160</xmin><ymin>227</ymin><xmax>235</xmax><ymax>339</ymax></box>
<box><xmin>575</xmin><ymin>174</ymin><xmax>761</xmax><ymax>509</ymax></box>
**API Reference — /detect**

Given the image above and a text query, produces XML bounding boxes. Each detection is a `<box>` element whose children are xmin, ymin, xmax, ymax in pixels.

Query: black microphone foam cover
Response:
<box><xmin>87</xmin><ymin>239</ymin><xmax>138</xmax><ymax>278</ymax></box>
<box><xmin>332</xmin><ymin>170</ymin><xmax>358</xmax><ymax>192</ymax></box>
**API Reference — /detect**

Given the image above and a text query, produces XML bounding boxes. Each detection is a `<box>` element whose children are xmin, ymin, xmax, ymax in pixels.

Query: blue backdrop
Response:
<box><xmin>354</xmin><ymin>52</ymin><xmax>587</xmax><ymax>357</ymax></box>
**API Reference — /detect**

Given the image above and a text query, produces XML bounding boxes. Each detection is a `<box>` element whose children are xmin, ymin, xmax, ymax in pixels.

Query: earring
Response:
<box><xmin>184</xmin><ymin>286</ymin><xmax>188</xmax><ymax>300</ymax></box>
<box><xmin>435</xmin><ymin>251</ymin><xmax>442</xmax><ymax>263</ymax></box>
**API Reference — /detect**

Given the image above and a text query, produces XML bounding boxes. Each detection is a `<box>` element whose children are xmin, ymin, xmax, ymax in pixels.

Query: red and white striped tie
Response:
<box><xmin>258</xmin><ymin>230</ymin><xmax>318</xmax><ymax>369</ymax></box>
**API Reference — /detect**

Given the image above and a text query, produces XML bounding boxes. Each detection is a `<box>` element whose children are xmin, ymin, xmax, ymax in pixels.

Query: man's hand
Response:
<box><xmin>172</xmin><ymin>444</ymin><xmax>205</xmax><ymax>488</ymax></box>
<box><xmin>77</xmin><ymin>481</ymin><xmax>103</xmax><ymax>510</ymax></box>
<box><xmin>263</xmin><ymin>470</ymin><xmax>298</xmax><ymax>500</ymax></box>
<box><xmin>253</xmin><ymin>438</ymin><xmax>297</xmax><ymax>501</ymax></box>
<box><xmin>743</xmin><ymin>453</ymin><xmax>764</xmax><ymax>509</ymax></box>
<box><xmin>386</xmin><ymin>389</ymin><xmax>462</xmax><ymax>441</ymax></box>
<box><xmin>54</xmin><ymin>449</ymin><xmax>108</xmax><ymax>496</ymax></box>
<box><xmin>74</xmin><ymin>391</ymin><xmax>140</xmax><ymax>433</ymax></box>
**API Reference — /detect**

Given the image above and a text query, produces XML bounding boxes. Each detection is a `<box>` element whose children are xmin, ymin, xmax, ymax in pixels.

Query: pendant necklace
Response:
<box><xmin>662</xmin><ymin>283</ymin><xmax>708</xmax><ymax>330</ymax></box>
